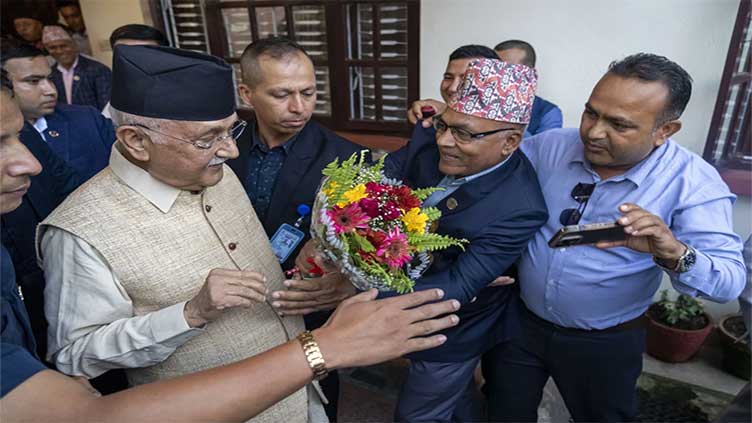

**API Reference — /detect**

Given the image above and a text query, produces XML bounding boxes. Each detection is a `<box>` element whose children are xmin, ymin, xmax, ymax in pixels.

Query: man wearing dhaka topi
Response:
<box><xmin>382</xmin><ymin>58</ymin><xmax>549</xmax><ymax>421</ymax></box>
<box><xmin>39</xmin><ymin>45</ymin><xmax>327</xmax><ymax>422</ymax></box>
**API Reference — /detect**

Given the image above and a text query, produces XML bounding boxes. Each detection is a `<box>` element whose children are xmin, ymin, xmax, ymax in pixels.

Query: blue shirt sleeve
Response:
<box><xmin>666</xmin><ymin>181</ymin><xmax>745</xmax><ymax>303</ymax></box>
<box><xmin>536</xmin><ymin>106</ymin><xmax>563</xmax><ymax>133</ymax></box>
<box><xmin>1</xmin><ymin>343</ymin><xmax>46</xmax><ymax>397</ymax></box>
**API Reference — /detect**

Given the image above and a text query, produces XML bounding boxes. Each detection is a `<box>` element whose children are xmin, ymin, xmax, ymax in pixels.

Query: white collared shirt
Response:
<box><xmin>32</xmin><ymin>116</ymin><xmax>48</xmax><ymax>141</ymax></box>
<box><xmin>57</xmin><ymin>57</ymin><xmax>79</xmax><ymax>105</ymax></box>
<box><xmin>42</xmin><ymin>145</ymin><xmax>201</xmax><ymax>378</ymax></box>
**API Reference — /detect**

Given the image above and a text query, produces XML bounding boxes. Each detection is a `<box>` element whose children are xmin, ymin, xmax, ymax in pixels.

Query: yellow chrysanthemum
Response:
<box><xmin>337</xmin><ymin>184</ymin><xmax>367</xmax><ymax>207</ymax></box>
<box><xmin>323</xmin><ymin>181</ymin><xmax>338</xmax><ymax>196</ymax></box>
<box><xmin>401</xmin><ymin>207</ymin><xmax>429</xmax><ymax>234</ymax></box>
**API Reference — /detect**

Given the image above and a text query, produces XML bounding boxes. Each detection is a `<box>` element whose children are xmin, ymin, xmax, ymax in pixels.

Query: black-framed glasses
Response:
<box><xmin>433</xmin><ymin>115</ymin><xmax>515</xmax><ymax>144</ymax></box>
<box><xmin>134</xmin><ymin>119</ymin><xmax>247</xmax><ymax>150</ymax></box>
<box><xmin>559</xmin><ymin>182</ymin><xmax>596</xmax><ymax>226</ymax></box>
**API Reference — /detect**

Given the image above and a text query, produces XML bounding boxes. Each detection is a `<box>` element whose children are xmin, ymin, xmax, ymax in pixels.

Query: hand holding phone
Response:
<box><xmin>421</xmin><ymin>105</ymin><xmax>437</xmax><ymax>119</ymax></box>
<box><xmin>548</xmin><ymin>222</ymin><xmax>627</xmax><ymax>248</ymax></box>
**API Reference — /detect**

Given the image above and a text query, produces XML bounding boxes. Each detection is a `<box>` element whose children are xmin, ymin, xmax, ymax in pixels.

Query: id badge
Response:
<box><xmin>270</xmin><ymin>223</ymin><xmax>305</xmax><ymax>263</ymax></box>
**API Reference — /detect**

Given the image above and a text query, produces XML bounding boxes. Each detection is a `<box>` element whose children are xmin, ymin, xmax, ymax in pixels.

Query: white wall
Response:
<box><xmin>79</xmin><ymin>0</ymin><xmax>152</xmax><ymax>67</ymax></box>
<box><xmin>421</xmin><ymin>0</ymin><xmax>748</xmax><ymax>319</ymax></box>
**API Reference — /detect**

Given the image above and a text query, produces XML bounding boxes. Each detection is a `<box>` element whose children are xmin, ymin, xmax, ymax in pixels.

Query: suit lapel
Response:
<box><xmin>265</xmin><ymin>123</ymin><xmax>318</xmax><ymax>228</ymax></box>
<box><xmin>437</xmin><ymin>151</ymin><xmax>521</xmax><ymax>218</ymax></box>
<box><xmin>44</xmin><ymin>113</ymin><xmax>71</xmax><ymax>162</ymax></box>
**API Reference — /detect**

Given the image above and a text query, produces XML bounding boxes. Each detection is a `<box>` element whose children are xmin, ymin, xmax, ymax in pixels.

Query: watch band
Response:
<box><xmin>653</xmin><ymin>242</ymin><xmax>696</xmax><ymax>273</ymax></box>
<box><xmin>297</xmin><ymin>330</ymin><xmax>328</xmax><ymax>381</ymax></box>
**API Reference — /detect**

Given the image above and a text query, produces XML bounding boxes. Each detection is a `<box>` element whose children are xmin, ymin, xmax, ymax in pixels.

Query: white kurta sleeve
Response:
<box><xmin>42</xmin><ymin>226</ymin><xmax>204</xmax><ymax>378</ymax></box>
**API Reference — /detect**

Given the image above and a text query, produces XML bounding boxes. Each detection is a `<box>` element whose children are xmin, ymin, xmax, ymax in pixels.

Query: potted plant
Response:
<box><xmin>645</xmin><ymin>290</ymin><xmax>713</xmax><ymax>362</ymax></box>
<box><xmin>718</xmin><ymin>314</ymin><xmax>750</xmax><ymax>380</ymax></box>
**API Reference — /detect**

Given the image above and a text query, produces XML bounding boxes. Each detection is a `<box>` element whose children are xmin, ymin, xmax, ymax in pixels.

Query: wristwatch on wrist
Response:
<box><xmin>297</xmin><ymin>330</ymin><xmax>329</xmax><ymax>380</ymax></box>
<box><xmin>654</xmin><ymin>242</ymin><xmax>697</xmax><ymax>273</ymax></box>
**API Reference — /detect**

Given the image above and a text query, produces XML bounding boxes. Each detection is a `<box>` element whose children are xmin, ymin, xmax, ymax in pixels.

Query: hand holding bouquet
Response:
<box><xmin>310</xmin><ymin>152</ymin><xmax>466</xmax><ymax>293</ymax></box>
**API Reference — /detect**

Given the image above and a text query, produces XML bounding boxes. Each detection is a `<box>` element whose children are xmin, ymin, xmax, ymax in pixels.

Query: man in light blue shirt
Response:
<box><xmin>483</xmin><ymin>53</ymin><xmax>745</xmax><ymax>422</ymax></box>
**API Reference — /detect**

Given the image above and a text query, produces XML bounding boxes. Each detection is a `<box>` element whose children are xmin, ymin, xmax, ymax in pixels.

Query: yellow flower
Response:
<box><xmin>401</xmin><ymin>207</ymin><xmax>429</xmax><ymax>234</ymax></box>
<box><xmin>337</xmin><ymin>184</ymin><xmax>367</xmax><ymax>207</ymax></box>
<box><xmin>323</xmin><ymin>181</ymin><xmax>338</xmax><ymax>196</ymax></box>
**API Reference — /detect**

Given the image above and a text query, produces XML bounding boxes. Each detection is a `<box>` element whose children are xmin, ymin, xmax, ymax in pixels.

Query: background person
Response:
<box><xmin>57</xmin><ymin>0</ymin><xmax>92</xmax><ymax>56</ymax></box>
<box><xmin>494</xmin><ymin>39</ymin><xmax>563</xmax><ymax>137</ymax></box>
<box><xmin>42</xmin><ymin>25</ymin><xmax>111</xmax><ymax>111</ymax></box>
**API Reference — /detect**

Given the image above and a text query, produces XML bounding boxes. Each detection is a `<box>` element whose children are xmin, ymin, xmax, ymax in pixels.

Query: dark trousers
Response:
<box><xmin>395</xmin><ymin>358</ymin><xmax>484</xmax><ymax>422</ymax></box>
<box><xmin>483</xmin><ymin>305</ymin><xmax>645</xmax><ymax>422</ymax></box>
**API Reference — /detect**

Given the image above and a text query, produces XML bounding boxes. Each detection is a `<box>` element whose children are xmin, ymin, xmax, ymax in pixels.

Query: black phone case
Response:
<box><xmin>548</xmin><ymin>223</ymin><xmax>626</xmax><ymax>248</ymax></box>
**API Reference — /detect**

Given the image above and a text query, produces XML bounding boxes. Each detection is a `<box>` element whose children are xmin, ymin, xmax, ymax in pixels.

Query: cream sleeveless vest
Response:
<box><xmin>39</xmin><ymin>165</ymin><xmax>307</xmax><ymax>423</ymax></box>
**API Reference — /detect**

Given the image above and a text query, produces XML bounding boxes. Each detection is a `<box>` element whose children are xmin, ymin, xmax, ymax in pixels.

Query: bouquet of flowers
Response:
<box><xmin>310</xmin><ymin>151</ymin><xmax>466</xmax><ymax>293</ymax></box>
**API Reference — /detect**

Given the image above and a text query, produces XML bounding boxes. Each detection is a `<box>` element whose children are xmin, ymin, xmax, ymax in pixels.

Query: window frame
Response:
<box><xmin>703</xmin><ymin>0</ymin><xmax>751</xmax><ymax>196</ymax></box>
<box><xmin>203</xmin><ymin>0</ymin><xmax>419</xmax><ymax>136</ymax></box>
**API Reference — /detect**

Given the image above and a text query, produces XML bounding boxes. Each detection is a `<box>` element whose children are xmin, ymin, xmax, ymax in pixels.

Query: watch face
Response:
<box><xmin>680</xmin><ymin>246</ymin><xmax>697</xmax><ymax>272</ymax></box>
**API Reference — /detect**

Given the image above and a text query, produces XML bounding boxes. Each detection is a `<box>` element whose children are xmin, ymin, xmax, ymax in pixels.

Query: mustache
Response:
<box><xmin>208</xmin><ymin>156</ymin><xmax>227</xmax><ymax>166</ymax></box>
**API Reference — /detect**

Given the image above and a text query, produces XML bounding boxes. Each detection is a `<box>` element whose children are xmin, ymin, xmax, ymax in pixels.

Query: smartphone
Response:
<box><xmin>421</xmin><ymin>105</ymin><xmax>437</xmax><ymax>118</ymax></box>
<box><xmin>548</xmin><ymin>222</ymin><xmax>627</xmax><ymax>248</ymax></box>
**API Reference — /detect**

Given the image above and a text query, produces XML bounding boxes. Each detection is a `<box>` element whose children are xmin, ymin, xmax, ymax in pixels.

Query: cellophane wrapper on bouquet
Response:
<box><xmin>310</xmin><ymin>151</ymin><xmax>466</xmax><ymax>293</ymax></box>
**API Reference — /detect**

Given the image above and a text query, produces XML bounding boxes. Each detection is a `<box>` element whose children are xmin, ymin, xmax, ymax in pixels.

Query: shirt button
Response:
<box><xmin>228</xmin><ymin>242</ymin><xmax>237</xmax><ymax>251</ymax></box>
<box><xmin>205</xmin><ymin>205</ymin><xmax>212</xmax><ymax>212</ymax></box>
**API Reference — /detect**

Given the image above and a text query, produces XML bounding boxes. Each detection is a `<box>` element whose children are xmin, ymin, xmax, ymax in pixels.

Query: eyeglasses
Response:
<box><xmin>433</xmin><ymin>116</ymin><xmax>515</xmax><ymax>144</ymax></box>
<box><xmin>134</xmin><ymin>120</ymin><xmax>247</xmax><ymax>150</ymax></box>
<box><xmin>559</xmin><ymin>182</ymin><xmax>596</xmax><ymax>226</ymax></box>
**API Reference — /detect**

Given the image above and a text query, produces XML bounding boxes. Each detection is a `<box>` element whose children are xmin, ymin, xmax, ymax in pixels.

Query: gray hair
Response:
<box><xmin>109</xmin><ymin>106</ymin><xmax>173</xmax><ymax>145</ymax></box>
<box><xmin>108</xmin><ymin>106</ymin><xmax>163</xmax><ymax>128</ymax></box>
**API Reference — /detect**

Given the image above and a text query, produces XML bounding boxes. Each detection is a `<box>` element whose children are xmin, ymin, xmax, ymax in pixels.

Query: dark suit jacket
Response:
<box><xmin>227</xmin><ymin>117</ymin><xmax>367</xmax><ymax>270</ymax></box>
<box><xmin>51</xmin><ymin>55</ymin><xmax>112</xmax><ymax>111</ymax></box>
<box><xmin>1</xmin><ymin>129</ymin><xmax>82</xmax><ymax>360</ymax></box>
<box><xmin>383</xmin><ymin>124</ymin><xmax>548</xmax><ymax>362</ymax></box>
<box><xmin>41</xmin><ymin>104</ymin><xmax>115</xmax><ymax>182</ymax></box>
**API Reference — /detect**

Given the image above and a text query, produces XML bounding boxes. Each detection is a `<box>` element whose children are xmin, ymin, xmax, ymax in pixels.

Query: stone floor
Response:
<box><xmin>335</xmin><ymin>338</ymin><xmax>750</xmax><ymax>422</ymax></box>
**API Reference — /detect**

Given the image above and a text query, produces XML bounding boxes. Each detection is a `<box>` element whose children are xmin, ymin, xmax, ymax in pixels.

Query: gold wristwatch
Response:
<box><xmin>297</xmin><ymin>330</ymin><xmax>328</xmax><ymax>380</ymax></box>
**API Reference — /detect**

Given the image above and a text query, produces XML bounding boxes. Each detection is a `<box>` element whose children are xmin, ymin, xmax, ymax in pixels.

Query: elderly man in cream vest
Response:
<box><xmin>38</xmin><ymin>45</ymin><xmax>324</xmax><ymax>422</ymax></box>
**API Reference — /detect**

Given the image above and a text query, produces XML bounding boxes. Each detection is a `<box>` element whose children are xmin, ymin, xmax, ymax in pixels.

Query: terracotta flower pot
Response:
<box><xmin>645</xmin><ymin>311</ymin><xmax>713</xmax><ymax>363</ymax></box>
<box><xmin>718</xmin><ymin>314</ymin><xmax>751</xmax><ymax>380</ymax></box>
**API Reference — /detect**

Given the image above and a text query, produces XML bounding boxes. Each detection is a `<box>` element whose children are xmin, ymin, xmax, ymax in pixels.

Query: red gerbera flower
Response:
<box><xmin>327</xmin><ymin>203</ymin><xmax>370</xmax><ymax>234</ymax></box>
<box><xmin>375</xmin><ymin>228</ymin><xmax>412</xmax><ymax>269</ymax></box>
<box><xmin>364</xmin><ymin>229</ymin><xmax>387</xmax><ymax>249</ymax></box>
<box><xmin>392</xmin><ymin>185</ymin><xmax>421</xmax><ymax>210</ymax></box>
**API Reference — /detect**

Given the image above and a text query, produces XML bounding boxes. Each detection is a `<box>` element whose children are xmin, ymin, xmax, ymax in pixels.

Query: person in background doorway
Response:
<box><xmin>57</xmin><ymin>0</ymin><xmax>91</xmax><ymax>56</ymax></box>
<box><xmin>42</xmin><ymin>25</ymin><xmax>110</xmax><ymax>111</ymax></box>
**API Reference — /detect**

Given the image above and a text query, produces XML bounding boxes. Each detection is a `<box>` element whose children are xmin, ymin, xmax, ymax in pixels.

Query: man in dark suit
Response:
<box><xmin>0</xmin><ymin>68</ymin><xmax>81</xmax><ymax>361</ymax></box>
<box><xmin>383</xmin><ymin>58</ymin><xmax>548</xmax><ymax>422</ymax></box>
<box><xmin>1</xmin><ymin>42</ymin><xmax>115</xmax><ymax>181</ymax></box>
<box><xmin>226</xmin><ymin>37</ymin><xmax>364</xmax><ymax>421</ymax></box>
<box><xmin>42</xmin><ymin>25</ymin><xmax>111</xmax><ymax>112</ymax></box>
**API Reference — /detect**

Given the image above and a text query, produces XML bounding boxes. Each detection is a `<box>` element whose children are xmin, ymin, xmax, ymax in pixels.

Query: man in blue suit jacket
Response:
<box><xmin>384</xmin><ymin>58</ymin><xmax>548</xmax><ymax>422</ymax></box>
<box><xmin>30</xmin><ymin>104</ymin><xmax>115</xmax><ymax>181</ymax></box>
<box><xmin>1</xmin><ymin>42</ymin><xmax>115</xmax><ymax>181</ymax></box>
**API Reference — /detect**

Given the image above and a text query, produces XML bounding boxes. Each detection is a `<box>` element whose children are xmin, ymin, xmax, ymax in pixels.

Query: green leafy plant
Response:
<box><xmin>651</xmin><ymin>290</ymin><xmax>708</xmax><ymax>330</ymax></box>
